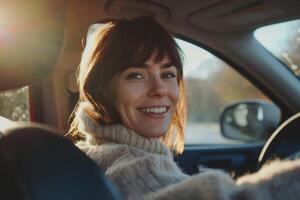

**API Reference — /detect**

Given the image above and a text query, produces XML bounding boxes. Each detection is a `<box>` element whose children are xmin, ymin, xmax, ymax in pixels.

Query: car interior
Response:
<box><xmin>0</xmin><ymin>0</ymin><xmax>300</xmax><ymax>199</ymax></box>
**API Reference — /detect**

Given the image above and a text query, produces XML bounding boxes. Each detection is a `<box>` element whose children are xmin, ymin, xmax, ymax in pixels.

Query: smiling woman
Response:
<box><xmin>68</xmin><ymin>16</ymin><xmax>186</xmax><ymax>153</ymax></box>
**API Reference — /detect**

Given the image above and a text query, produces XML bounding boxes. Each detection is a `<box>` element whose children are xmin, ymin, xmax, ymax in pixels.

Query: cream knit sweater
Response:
<box><xmin>77</xmin><ymin>109</ymin><xmax>300</xmax><ymax>200</ymax></box>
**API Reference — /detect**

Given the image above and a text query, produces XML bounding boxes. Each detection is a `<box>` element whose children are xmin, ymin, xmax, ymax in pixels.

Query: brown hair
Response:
<box><xmin>68</xmin><ymin>16</ymin><xmax>186</xmax><ymax>153</ymax></box>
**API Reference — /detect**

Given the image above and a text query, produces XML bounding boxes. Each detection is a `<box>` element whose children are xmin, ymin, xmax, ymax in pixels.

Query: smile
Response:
<box><xmin>138</xmin><ymin>106</ymin><xmax>169</xmax><ymax>114</ymax></box>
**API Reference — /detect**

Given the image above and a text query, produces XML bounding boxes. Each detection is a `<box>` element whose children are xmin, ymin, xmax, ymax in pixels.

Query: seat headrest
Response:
<box><xmin>0</xmin><ymin>123</ymin><xmax>121</xmax><ymax>200</ymax></box>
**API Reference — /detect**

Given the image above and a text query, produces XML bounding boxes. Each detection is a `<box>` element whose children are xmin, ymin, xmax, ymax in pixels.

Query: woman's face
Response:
<box><xmin>109</xmin><ymin>53</ymin><xmax>180</xmax><ymax>138</ymax></box>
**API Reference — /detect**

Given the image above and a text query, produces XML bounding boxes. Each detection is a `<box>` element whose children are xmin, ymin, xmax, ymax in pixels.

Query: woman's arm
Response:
<box><xmin>235</xmin><ymin>159</ymin><xmax>300</xmax><ymax>200</ymax></box>
<box><xmin>144</xmin><ymin>159</ymin><xmax>300</xmax><ymax>200</ymax></box>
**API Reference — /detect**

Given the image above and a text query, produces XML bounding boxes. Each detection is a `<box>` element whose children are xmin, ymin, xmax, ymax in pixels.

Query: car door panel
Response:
<box><xmin>174</xmin><ymin>143</ymin><xmax>263</xmax><ymax>176</ymax></box>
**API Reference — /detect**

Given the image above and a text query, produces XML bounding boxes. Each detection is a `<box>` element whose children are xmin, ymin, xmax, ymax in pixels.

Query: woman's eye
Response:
<box><xmin>126</xmin><ymin>72</ymin><xmax>144</xmax><ymax>80</ymax></box>
<box><xmin>162</xmin><ymin>72</ymin><xmax>177</xmax><ymax>79</ymax></box>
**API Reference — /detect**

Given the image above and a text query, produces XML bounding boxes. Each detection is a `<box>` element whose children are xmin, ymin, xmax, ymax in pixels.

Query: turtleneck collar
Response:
<box><xmin>77</xmin><ymin>107</ymin><xmax>171</xmax><ymax>157</ymax></box>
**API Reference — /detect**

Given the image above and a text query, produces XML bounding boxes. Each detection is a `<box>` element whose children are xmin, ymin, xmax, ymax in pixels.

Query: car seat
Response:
<box><xmin>0</xmin><ymin>120</ymin><xmax>122</xmax><ymax>200</ymax></box>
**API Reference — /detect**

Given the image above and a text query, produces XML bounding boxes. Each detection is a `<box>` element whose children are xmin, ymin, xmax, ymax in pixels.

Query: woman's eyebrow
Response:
<box><xmin>161</xmin><ymin>62</ymin><xmax>175</xmax><ymax>68</ymax></box>
<box><xmin>130</xmin><ymin>62</ymin><xmax>175</xmax><ymax>68</ymax></box>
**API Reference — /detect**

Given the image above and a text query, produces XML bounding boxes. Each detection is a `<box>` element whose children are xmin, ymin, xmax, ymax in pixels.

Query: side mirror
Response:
<box><xmin>220</xmin><ymin>100</ymin><xmax>281</xmax><ymax>142</ymax></box>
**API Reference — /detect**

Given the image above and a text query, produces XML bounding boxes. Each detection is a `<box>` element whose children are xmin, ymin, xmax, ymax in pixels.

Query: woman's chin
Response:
<box><xmin>137</xmin><ymin>128</ymin><xmax>167</xmax><ymax>138</ymax></box>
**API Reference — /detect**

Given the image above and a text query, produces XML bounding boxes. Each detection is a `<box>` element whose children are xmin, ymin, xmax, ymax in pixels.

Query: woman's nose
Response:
<box><xmin>148</xmin><ymin>76</ymin><xmax>167</xmax><ymax>97</ymax></box>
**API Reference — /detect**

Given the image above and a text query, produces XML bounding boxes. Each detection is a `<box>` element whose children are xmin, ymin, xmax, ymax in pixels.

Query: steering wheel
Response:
<box><xmin>258</xmin><ymin>113</ymin><xmax>300</xmax><ymax>168</ymax></box>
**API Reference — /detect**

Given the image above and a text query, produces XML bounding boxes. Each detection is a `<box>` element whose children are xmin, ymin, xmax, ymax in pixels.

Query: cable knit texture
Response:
<box><xmin>77</xmin><ymin>108</ymin><xmax>300</xmax><ymax>200</ymax></box>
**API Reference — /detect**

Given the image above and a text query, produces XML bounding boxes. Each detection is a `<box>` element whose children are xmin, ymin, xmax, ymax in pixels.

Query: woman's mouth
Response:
<box><xmin>137</xmin><ymin>106</ymin><xmax>169</xmax><ymax>118</ymax></box>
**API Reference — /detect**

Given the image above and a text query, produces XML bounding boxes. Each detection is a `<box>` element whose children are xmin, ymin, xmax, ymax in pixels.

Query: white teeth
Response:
<box><xmin>139</xmin><ymin>107</ymin><xmax>167</xmax><ymax>114</ymax></box>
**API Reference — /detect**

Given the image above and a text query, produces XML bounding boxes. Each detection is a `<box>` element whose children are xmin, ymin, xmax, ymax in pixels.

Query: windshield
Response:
<box><xmin>254</xmin><ymin>19</ymin><xmax>300</xmax><ymax>79</ymax></box>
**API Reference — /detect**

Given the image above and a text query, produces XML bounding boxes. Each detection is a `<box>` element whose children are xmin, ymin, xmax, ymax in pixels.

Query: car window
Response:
<box><xmin>176</xmin><ymin>38</ymin><xmax>275</xmax><ymax>145</ymax></box>
<box><xmin>254</xmin><ymin>19</ymin><xmax>300</xmax><ymax>79</ymax></box>
<box><xmin>0</xmin><ymin>86</ymin><xmax>30</xmax><ymax>121</ymax></box>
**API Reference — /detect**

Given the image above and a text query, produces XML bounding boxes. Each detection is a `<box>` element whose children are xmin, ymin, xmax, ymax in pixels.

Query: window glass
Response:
<box><xmin>254</xmin><ymin>19</ymin><xmax>300</xmax><ymax>79</ymax></box>
<box><xmin>0</xmin><ymin>86</ymin><xmax>30</xmax><ymax>121</ymax></box>
<box><xmin>176</xmin><ymin>38</ymin><xmax>272</xmax><ymax>145</ymax></box>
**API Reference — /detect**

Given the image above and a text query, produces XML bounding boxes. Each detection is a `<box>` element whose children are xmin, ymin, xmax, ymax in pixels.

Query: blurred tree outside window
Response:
<box><xmin>176</xmin><ymin>39</ymin><xmax>271</xmax><ymax>145</ymax></box>
<box><xmin>255</xmin><ymin>19</ymin><xmax>300</xmax><ymax>78</ymax></box>
<box><xmin>0</xmin><ymin>86</ymin><xmax>30</xmax><ymax>121</ymax></box>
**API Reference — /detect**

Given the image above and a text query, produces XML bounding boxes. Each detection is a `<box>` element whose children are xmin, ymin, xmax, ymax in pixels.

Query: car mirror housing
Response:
<box><xmin>220</xmin><ymin>100</ymin><xmax>281</xmax><ymax>142</ymax></box>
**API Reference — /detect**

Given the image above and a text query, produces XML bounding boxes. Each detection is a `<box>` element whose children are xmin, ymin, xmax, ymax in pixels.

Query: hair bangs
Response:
<box><xmin>129</xmin><ymin>25</ymin><xmax>183</xmax><ymax>75</ymax></box>
<box><xmin>109</xmin><ymin>17</ymin><xmax>183</xmax><ymax>76</ymax></box>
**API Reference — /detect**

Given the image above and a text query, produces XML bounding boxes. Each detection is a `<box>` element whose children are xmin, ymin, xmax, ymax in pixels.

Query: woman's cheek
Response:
<box><xmin>168</xmin><ymin>82</ymin><xmax>180</xmax><ymax>104</ymax></box>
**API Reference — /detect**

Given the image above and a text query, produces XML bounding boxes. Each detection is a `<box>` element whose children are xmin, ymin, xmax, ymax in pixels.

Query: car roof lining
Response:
<box><xmin>63</xmin><ymin>0</ymin><xmax>300</xmax><ymax>53</ymax></box>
